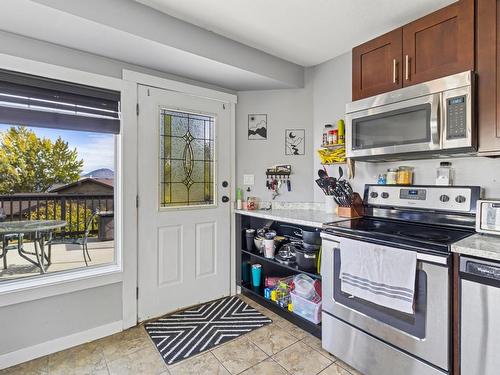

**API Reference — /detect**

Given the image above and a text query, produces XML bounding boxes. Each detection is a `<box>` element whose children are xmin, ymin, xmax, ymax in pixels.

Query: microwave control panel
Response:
<box><xmin>446</xmin><ymin>95</ymin><xmax>467</xmax><ymax>139</ymax></box>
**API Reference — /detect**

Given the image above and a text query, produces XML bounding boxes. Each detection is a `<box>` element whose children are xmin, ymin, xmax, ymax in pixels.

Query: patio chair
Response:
<box><xmin>45</xmin><ymin>209</ymin><xmax>100</xmax><ymax>267</ymax></box>
<box><xmin>0</xmin><ymin>208</ymin><xmax>24</xmax><ymax>270</ymax></box>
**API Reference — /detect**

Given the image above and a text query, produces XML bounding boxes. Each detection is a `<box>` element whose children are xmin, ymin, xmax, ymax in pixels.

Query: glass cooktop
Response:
<box><xmin>323</xmin><ymin>217</ymin><xmax>474</xmax><ymax>254</ymax></box>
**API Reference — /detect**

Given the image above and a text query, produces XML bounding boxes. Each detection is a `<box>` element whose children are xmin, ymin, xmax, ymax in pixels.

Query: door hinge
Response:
<box><xmin>136</xmin><ymin>195</ymin><xmax>139</xmax><ymax>208</ymax></box>
<box><xmin>136</xmin><ymin>287</ymin><xmax>139</xmax><ymax>299</ymax></box>
<box><xmin>223</xmin><ymin>103</ymin><xmax>226</xmax><ymax>110</ymax></box>
<box><xmin>136</xmin><ymin>103</ymin><xmax>139</xmax><ymax>116</ymax></box>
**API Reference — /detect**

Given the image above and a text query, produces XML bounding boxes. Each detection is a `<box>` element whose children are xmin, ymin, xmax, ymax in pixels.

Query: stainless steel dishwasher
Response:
<box><xmin>460</xmin><ymin>256</ymin><xmax>500</xmax><ymax>375</ymax></box>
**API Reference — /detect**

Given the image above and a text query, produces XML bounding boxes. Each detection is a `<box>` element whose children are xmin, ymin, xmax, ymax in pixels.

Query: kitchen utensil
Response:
<box><xmin>263</xmin><ymin>239</ymin><xmax>275</xmax><ymax>259</ymax></box>
<box><xmin>295</xmin><ymin>246</ymin><xmax>319</xmax><ymax>272</ymax></box>
<box><xmin>338</xmin><ymin>166</ymin><xmax>343</xmax><ymax>180</ymax></box>
<box><xmin>251</xmin><ymin>264</ymin><xmax>262</xmax><ymax>287</ymax></box>
<box><xmin>245</xmin><ymin>229</ymin><xmax>256</xmax><ymax>251</ymax></box>
<box><xmin>315</xmin><ymin>178</ymin><xmax>330</xmax><ymax>195</ymax></box>
<box><xmin>318</xmin><ymin>169</ymin><xmax>328</xmax><ymax>179</ymax></box>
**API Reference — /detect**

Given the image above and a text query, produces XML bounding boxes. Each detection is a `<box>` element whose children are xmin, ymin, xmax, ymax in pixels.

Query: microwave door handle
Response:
<box><xmin>430</xmin><ymin>94</ymin><xmax>441</xmax><ymax>147</ymax></box>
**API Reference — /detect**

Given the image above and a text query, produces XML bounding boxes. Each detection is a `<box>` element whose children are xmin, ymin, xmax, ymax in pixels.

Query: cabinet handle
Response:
<box><xmin>392</xmin><ymin>59</ymin><xmax>397</xmax><ymax>84</ymax></box>
<box><xmin>405</xmin><ymin>55</ymin><xmax>410</xmax><ymax>81</ymax></box>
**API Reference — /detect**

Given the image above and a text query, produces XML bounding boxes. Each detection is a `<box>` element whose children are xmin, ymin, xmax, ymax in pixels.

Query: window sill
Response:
<box><xmin>0</xmin><ymin>264</ymin><xmax>122</xmax><ymax>307</ymax></box>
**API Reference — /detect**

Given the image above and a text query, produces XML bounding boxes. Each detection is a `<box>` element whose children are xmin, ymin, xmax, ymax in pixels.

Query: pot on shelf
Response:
<box><xmin>295</xmin><ymin>246</ymin><xmax>319</xmax><ymax>272</ymax></box>
<box><xmin>281</xmin><ymin>225</ymin><xmax>322</xmax><ymax>246</ymax></box>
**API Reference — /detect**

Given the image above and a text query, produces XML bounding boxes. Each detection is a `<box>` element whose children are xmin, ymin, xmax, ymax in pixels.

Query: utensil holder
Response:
<box><xmin>337</xmin><ymin>193</ymin><xmax>364</xmax><ymax>218</ymax></box>
<box><xmin>324</xmin><ymin>196</ymin><xmax>337</xmax><ymax>213</ymax></box>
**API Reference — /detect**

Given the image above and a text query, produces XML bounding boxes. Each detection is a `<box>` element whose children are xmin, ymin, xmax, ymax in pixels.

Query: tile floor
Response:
<box><xmin>0</xmin><ymin>295</ymin><xmax>362</xmax><ymax>375</ymax></box>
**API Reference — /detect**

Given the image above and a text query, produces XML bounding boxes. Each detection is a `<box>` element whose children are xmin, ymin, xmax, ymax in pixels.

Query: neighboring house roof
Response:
<box><xmin>48</xmin><ymin>177</ymin><xmax>114</xmax><ymax>193</ymax></box>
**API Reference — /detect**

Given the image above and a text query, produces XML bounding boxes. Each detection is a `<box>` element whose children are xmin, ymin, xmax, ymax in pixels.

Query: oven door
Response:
<box><xmin>346</xmin><ymin>93</ymin><xmax>440</xmax><ymax>160</ymax></box>
<box><xmin>321</xmin><ymin>233</ymin><xmax>450</xmax><ymax>371</ymax></box>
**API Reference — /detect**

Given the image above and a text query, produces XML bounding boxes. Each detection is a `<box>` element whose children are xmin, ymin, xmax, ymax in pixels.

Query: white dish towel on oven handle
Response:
<box><xmin>339</xmin><ymin>237</ymin><xmax>417</xmax><ymax>314</ymax></box>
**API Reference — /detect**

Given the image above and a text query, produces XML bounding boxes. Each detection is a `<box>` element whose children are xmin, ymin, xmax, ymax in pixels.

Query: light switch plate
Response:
<box><xmin>243</xmin><ymin>174</ymin><xmax>255</xmax><ymax>186</ymax></box>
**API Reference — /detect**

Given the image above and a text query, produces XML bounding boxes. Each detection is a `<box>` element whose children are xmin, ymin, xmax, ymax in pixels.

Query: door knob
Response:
<box><xmin>222</xmin><ymin>181</ymin><xmax>229</xmax><ymax>188</ymax></box>
<box><xmin>222</xmin><ymin>196</ymin><xmax>230</xmax><ymax>203</ymax></box>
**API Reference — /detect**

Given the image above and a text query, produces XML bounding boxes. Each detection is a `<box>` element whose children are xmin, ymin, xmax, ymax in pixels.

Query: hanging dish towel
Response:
<box><xmin>339</xmin><ymin>237</ymin><xmax>417</xmax><ymax>314</ymax></box>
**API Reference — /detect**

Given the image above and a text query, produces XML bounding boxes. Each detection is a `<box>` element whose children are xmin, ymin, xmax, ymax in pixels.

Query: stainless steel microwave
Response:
<box><xmin>345</xmin><ymin>71</ymin><xmax>476</xmax><ymax>161</ymax></box>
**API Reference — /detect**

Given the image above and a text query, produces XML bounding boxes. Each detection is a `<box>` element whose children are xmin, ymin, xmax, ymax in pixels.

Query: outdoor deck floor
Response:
<box><xmin>0</xmin><ymin>238</ymin><xmax>114</xmax><ymax>281</ymax></box>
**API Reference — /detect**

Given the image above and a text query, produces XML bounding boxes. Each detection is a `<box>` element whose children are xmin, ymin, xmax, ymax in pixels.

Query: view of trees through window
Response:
<box><xmin>0</xmin><ymin>124</ymin><xmax>116</xmax><ymax>281</ymax></box>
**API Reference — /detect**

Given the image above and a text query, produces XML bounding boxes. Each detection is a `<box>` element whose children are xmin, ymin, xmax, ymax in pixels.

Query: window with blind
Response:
<box><xmin>0</xmin><ymin>70</ymin><xmax>120</xmax><ymax>283</ymax></box>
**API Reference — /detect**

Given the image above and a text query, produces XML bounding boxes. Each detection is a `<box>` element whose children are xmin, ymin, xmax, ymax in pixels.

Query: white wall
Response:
<box><xmin>236</xmin><ymin>70</ymin><xmax>314</xmax><ymax>202</ymax></box>
<box><xmin>311</xmin><ymin>52</ymin><xmax>500</xmax><ymax>201</ymax></box>
<box><xmin>0</xmin><ymin>30</ymin><xmax>233</xmax><ymax>368</ymax></box>
<box><xmin>0</xmin><ymin>283</ymin><xmax>122</xmax><ymax>356</ymax></box>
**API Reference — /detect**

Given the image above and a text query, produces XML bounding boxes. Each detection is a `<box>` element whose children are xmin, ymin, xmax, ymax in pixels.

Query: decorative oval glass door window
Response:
<box><xmin>160</xmin><ymin>109</ymin><xmax>215</xmax><ymax>207</ymax></box>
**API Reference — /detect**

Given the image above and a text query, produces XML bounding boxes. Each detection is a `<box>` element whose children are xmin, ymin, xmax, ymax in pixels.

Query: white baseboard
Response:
<box><xmin>0</xmin><ymin>320</ymin><xmax>123</xmax><ymax>370</ymax></box>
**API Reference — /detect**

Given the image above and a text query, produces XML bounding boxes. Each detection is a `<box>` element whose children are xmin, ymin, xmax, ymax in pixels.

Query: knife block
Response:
<box><xmin>337</xmin><ymin>193</ymin><xmax>364</xmax><ymax>218</ymax></box>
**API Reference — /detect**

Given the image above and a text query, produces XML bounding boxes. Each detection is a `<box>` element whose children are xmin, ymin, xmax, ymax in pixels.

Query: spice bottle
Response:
<box><xmin>436</xmin><ymin>162</ymin><xmax>453</xmax><ymax>186</ymax></box>
<box><xmin>386</xmin><ymin>169</ymin><xmax>398</xmax><ymax>185</ymax></box>
<box><xmin>323</xmin><ymin>124</ymin><xmax>333</xmax><ymax>146</ymax></box>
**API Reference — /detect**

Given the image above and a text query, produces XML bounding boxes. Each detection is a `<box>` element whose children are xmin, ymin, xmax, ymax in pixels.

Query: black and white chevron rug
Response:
<box><xmin>144</xmin><ymin>296</ymin><xmax>272</xmax><ymax>365</ymax></box>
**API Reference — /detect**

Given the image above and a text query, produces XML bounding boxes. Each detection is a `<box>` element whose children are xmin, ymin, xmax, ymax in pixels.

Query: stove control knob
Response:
<box><xmin>455</xmin><ymin>195</ymin><xmax>467</xmax><ymax>204</ymax></box>
<box><xmin>370</xmin><ymin>192</ymin><xmax>379</xmax><ymax>199</ymax></box>
<box><xmin>381</xmin><ymin>192</ymin><xmax>389</xmax><ymax>199</ymax></box>
<box><xmin>439</xmin><ymin>194</ymin><xmax>450</xmax><ymax>203</ymax></box>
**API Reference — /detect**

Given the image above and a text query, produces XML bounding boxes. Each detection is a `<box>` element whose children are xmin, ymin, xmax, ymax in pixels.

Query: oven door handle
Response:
<box><xmin>321</xmin><ymin>234</ymin><xmax>449</xmax><ymax>266</ymax></box>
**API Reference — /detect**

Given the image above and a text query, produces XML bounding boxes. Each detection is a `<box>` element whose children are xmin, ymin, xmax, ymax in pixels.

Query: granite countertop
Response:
<box><xmin>234</xmin><ymin>208</ymin><xmax>347</xmax><ymax>228</ymax></box>
<box><xmin>451</xmin><ymin>233</ymin><xmax>500</xmax><ymax>261</ymax></box>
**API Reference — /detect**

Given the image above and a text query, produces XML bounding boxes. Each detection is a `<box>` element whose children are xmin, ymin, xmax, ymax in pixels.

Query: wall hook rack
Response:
<box><xmin>265</xmin><ymin>165</ymin><xmax>292</xmax><ymax>198</ymax></box>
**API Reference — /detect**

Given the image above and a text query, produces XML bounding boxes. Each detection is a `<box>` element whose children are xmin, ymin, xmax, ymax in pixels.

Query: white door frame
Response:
<box><xmin>122</xmin><ymin>70</ymin><xmax>238</xmax><ymax>323</ymax></box>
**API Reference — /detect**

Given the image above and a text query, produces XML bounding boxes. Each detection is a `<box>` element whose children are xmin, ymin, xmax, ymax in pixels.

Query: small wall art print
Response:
<box><xmin>285</xmin><ymin>129</ymin><xmax>305</xmax><ymax>155</ymax></box>
<box><xmin>248</xmin><ymin>114</ymin><xmax>267</xmax><ymax>140</ymax></box>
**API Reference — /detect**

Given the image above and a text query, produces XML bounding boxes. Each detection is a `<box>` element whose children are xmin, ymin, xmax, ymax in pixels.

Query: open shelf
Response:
<box><xmin>242</xmin><ymin>249</ymin><xmax>321</xmax><ymax>280</ymax></box>
<box><xmin>321</xmin><ymin>161</ymin><xmax>346</xmax><ymax>165</ymax></box>
<box><xmin>241</xmin><ymin>283</ymin><xmax>321</xmax><ymax>338</ymax></box>
<box><xmin>319</xmin><ymin>143</ymin><xmax>345</xmax><ymax>149</ymax></box>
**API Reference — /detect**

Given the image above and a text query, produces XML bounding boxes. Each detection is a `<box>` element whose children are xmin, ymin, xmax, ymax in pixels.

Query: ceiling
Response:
<box><xmin>137</xmin><ymin>0</ymin><xmax>456</xmax><ymax>66</ymax></box>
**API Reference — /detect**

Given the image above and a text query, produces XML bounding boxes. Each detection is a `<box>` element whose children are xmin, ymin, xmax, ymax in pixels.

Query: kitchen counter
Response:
<box><xmin>451</xmin><ymin>233</ymin><xmax>500</xmax><ymax>261</ymax></box>
<box><xmin>234</xmin><ymin>208</ymin><xmax>347</xmax><ymax>228</ymax></box>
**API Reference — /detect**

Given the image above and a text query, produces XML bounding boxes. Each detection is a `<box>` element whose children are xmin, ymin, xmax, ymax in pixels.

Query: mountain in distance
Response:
<box><xmin>83</xmin><ymin>168</ymin><xmax>114</xmax><ymax>179</ymax></box>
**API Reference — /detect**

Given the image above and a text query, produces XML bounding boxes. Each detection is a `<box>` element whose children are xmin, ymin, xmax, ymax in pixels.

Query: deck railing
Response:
<box><xmin>0</xmin><ymin>193</ymin><xmax>114</xmax><ymax>238</ymax></box>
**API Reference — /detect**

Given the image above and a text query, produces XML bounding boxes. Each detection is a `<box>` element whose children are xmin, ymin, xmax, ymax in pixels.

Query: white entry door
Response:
<box><xmin>137</xmin><ymin>85</ymin><xmax>232</xmax><ymax>321</ymax></box>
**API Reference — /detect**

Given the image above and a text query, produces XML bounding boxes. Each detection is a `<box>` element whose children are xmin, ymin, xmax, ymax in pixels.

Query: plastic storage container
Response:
<box><xmin>290</xmin><ymin>290</ymin><xmax>322</xmax><ymax>324</ymax></box>
<box><xmin>293</xmin><ymin>274</ymin><xmax>316</xmax><ymax>299</ymax></box>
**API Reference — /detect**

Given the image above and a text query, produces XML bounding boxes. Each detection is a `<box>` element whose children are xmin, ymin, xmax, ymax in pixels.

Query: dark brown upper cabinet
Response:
<box><xmin>402</xmin><ymin>0</ymin><xmax>474</xmax><ymax>86</ymax></box>
<box><xmin>476</xmin><ymin>0</ymin><xmax>500</xmax><ymax>155</ymax></box>
<box><xmin>352</xmin><ymin>29</ymin><xmax>403</xmax><ymax>101</ymax></box>
<box><xmin>352</xmin><ymin>0</ymin><xmax>474</xmax><ymax>101</ymax></box>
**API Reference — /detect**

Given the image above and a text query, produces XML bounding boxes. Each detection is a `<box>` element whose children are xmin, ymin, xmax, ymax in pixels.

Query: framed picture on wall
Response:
<box><xmin>248</xmin><ymin>114</ymin><xmax>267</xmax><ymax>140</ymax></box>
<box><xmin>285</xmin><ymin>129</ymin><xmax>305</xmax><ymax>155</ymax></box>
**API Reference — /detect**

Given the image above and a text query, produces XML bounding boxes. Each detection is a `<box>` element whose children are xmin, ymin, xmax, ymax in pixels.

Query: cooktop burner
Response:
<box><xmin>323</xmin><ymin>217</ymin><xmax>474</xmax><ymax>254</ymax></box>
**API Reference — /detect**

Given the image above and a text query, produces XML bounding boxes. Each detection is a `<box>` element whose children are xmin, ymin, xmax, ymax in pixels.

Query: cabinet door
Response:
<box><xmin>352</xmin><ymin>28</ymin><xmax>402</xmax><ymax>101</ymax></box>
<box><xmin>477</xmin><ymin>0</ymin><xmax>500</xmax><ymax>155</ymax></box>
<box><xmin>402</xmin><ymin>0</ymin><xmax>474</xmax><ymax>86</ymax></box>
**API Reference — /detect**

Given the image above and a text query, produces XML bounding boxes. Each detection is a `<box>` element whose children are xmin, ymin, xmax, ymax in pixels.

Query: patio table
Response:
<box><xmin>0</xmin><ymin>220</ymin><xmax>67</xmax><ymax>274</ymax></box>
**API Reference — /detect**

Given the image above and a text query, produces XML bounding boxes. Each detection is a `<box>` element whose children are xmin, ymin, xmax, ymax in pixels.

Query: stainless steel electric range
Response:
<box><xmin>320</xmin><ymin>184</ymin><xmax>480</xmax><ymax>375</ymax></box>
